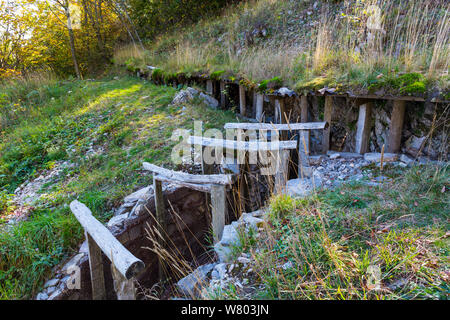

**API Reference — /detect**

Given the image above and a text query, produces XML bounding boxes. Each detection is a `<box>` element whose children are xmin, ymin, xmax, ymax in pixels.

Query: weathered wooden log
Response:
<box><xmin>143</xmin><ymin>162</ymin><xmax>234</xmax><ymax>185</ymax></box>
<box><xmin>70</xmin><ymin>201</ymin><xmax>145</xmax><ymax>280</ymax></box>
<box><xmin>355</xmin><ymin>102</ymin><xmax>373</xmax><ymax>154</ymax></box>
<box><xmin>274</xmin><ymin>99</ymin><xmax>285</xmax><ymax>124</ymax></box>
<box><xmin>224</xmin><ymin>122</ymin><xmax>327</xmax><ymax>131</ymax></box>
<box><xmin>386</xmin><ymin>100</ymin><xmax>406</xmax><ymax>153</ymax></box>
<box><xmin>187</xmin><ymin>136</ymin><xmax>297</xmax><ymax>152</ymax></box>
<box><xmin>154</xmin><ymin>175</ymin><xmax>213</xmax><ymax>193</ymax></box>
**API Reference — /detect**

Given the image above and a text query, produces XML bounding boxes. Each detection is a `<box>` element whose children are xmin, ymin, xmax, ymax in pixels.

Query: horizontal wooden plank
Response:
<box><xmin>143</xmin><ymin>162</ymin><xmax>234</xmax><ymax>185</ymax></box>
<box><xmin>70</xmin><ymin>201</ymin><xmax>145</xmax><ymax>280</ymax></box>
<box><xmin>188</xmin><ymin>136</ymin><xmax>297</xmax><ymax>151</ymax></box>
<box><xmin>154</xmin><ymin>174</ymin><xmax>213</xmax><ymax>192</ymax></box>
<box><xmin>224</xmin><ymin>122</ymin><xmax>328</xmax><ymax>131</ymax></box>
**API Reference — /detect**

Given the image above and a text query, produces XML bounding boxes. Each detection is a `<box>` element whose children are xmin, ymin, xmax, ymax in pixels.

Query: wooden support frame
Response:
<box><xmin>386</xmin><ymin>100</ymin><xmax>406</xmax><ymax>153</ymax></box>
<box><xmin>144</xmin><ymin>163</ymin><xmax>235</xmax><ymax>245</ymax></box>
<box><xmin>70</xmin><ymin>201</ymin><xmax>145</xmax><ymax>300</ymax></box>
<box><xmin>355</xmin><ymin>102</ymin><xmax>373</xmax><ymax>154</ymax></box>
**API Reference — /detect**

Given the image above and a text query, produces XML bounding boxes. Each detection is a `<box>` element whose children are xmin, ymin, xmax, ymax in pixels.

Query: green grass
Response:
<box><xmin>0</xmin><ymin>76</ymin><xmax>237</xmax><ymax>299</ymax></box>
<box><xmin>217</xmin><ymin>164</ymin><xmax>449</xmax><ymax>300</ymax></box>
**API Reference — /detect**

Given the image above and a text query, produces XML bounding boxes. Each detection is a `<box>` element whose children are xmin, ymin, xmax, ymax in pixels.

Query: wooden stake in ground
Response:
<box><xmin>322</xmin><ymin>96</ymin><xmax>333</xmax><ymax>154</ymax></box>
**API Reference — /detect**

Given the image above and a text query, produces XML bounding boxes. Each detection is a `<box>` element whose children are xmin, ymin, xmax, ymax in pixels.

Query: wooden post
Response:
<box><xmin>111</xmin><ymin>264</ymin><xmax>136</xmax><ymax>300</ymax></box>
<box><xmin>322</xmin><ymin>96</ymin><xmax>333</xmax><ymax>154</ymax></box>
<box><xmin>252</xmin><ymin>91</ymin><xmax>258</xmax><ymax>118</ymax></box>
<box><xmin>386</xmin><ymin>100</ymin><xmax>406</xmax><ymax>153</ymax></box>
<box><xmin>70</xmin><ymin>201</ymin><xmax>144</xmax><ymax>280</ymax></box>
<box><xmin>153</xmin><ymin>177</ymin><xmax>166</xmax><ymax>281</ymax></box>
<box><xmin>206</xmin><ymin>80</ymin><xmax>213</xmax><ymax>95</ymax></box>
<box><xmin>210</xmin><ymin>184</ymin><xmax>227</xmax><ymax>243</ymax></box>
<box><xmin>274</xmin><ymin>99</ymin><xmax>285</xmax><ymax>124</ymax></box>
<box><xmin>201</xmin><ymin>146</ymin><xmax>215</xmax><ymax>175</ymax></box>
<box><xmin>355</xmin><ymin>102</ymin><xmax>373</xmax><ymax>154</ymax></box>
<box><xmin>299</xmin><ymin>96</ymin><xmax>310</xmax><ymax>176</ymax></box>
<box><xmin>86</xmin><ymin>232</ymin><xmax>106</xmax><ymax>300</ymax></box>
<box><xmin>239</xmin><ymin>85</ymin><xmax>246</xmax><ymax>116</ymax></box>
<box><xmin>256</xmin><ymin>93</ymin><xmax>264</xmax><ymax>122</ymax></box>
<box><xmin>274</xmin><ymin>149</ymin><xmax>290</xmax><ymax>194</ymax></box>
<box><xmin>220</xmin><ymin>81</ymin><xmax>226</xmax><ymax>109</ymax></box>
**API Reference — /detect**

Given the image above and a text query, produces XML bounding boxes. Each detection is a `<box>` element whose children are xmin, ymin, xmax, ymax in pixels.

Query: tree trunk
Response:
<box><xmin>64</xmin><ymin>0</ymin><xmax>82</xmax><ymax>79</ymax></box>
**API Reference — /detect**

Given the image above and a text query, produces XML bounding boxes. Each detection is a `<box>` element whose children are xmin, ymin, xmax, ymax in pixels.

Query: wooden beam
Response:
<box><xmin>187</xmin><ymin>136</ymin><xmax>297</xmax><ymax>151</ymax></box>
<box><xmin>355</xmin><ymin>102</ymin><xmax>373</xmax><ymax>154</ymax></box>
<box><xmin>322</xmin><ymin>96</ymin><xmax>333</xmax><ymax>154</ymax></box>
<box><xmin>154</xmin><ymin>175</ymin><xmax>213</xmax><ymax>193</ymax></box>
<box><xmin>239</xmin><ymin>85</ymin><xmax>246</xmax><ymax>116</ymax></box>
<box><xmin>255</xmin><ymin>93</ymin><xmax>264</xmax><ymax>122</ymax></box>
<box><xmin>210</xmin><ymin>184</ymin><xmax>227</xmax><ymax>243</ymax></box>
<box><xmin>153</xmin><ymin>177</ymin><xmax>166</xmax><ymax>281</ymax></box>
<box><xmin>224</xmin><ymin>122</ymin><xmax>327</xmax><ymax>131</ymax></box>
<box><xmin>70</xmin><ymin>201</ymin><xmax>145</xmax><ymax>280</ymax></box>
<box><xmin>86</xmin><ymin>232</ymin><xmax>106</xmax><ymax>300</ymax></box>
<box><xmin>143</xmin><ymin>162</ymin><xmax>234</xmax><ymax>185</ymax></box>
<box><xmin>386</xmin><ymin>100</ymin><xmax>406</xmax><ymax>153</ymax></box>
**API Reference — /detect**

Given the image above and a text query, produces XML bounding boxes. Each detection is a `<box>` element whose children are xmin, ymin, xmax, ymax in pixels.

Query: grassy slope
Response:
<box><xmin>0</xmin><ymin>77</ymin><xmax>237</xmax><ymax>299</ymax></box>
<box><xmin>115</xmin><ymin>0</ymin><xmax>449</xmax><ymax>98</ymax></box>
<box><xmin>209</xmin><ymin>164</ymin><xmax>449</xmax><ymax>300</ymax></box>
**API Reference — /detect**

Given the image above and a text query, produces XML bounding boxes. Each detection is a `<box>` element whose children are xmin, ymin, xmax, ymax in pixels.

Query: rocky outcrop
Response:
<box><xmin>171</xmin><ymin>87</ymin><xmax>219</xmax><ymax>109</ymax></box>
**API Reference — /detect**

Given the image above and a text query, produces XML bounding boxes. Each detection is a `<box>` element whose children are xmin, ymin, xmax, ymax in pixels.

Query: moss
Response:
<box><xmin>295</xmin><ymin>76</ymin><xmax>330</xmax><ymax>92</ymax></box>
<box><xmin>239</xmin><ymin>78</ymin><xmax>257</xmax><ymax>89</ymax></box>
<box><xmin>210</xmin><ymin>70</ymin><xmax>226</xmax><ymax>80</ymax></box>
<box><xmin>258</xmin><ymin>76</ymin><xmax>283</xmax><ymax>92</ymax></box>
<box><xmin>400</xmin><ymin>81</ymin><xmax>427</xmax><ymax>95</ymax></box>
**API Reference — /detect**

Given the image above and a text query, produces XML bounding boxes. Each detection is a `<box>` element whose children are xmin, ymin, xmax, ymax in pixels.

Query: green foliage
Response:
<box><xmin>225</xmin><ymin>164</ymin><xmax>449</xmax><ymax>300</ymax></box>
<box><xmin>258</xmin><ymin>76</ymin><xmax>283</xmax><ymax>92</ymax></box>
<box><xmin>128</xmin><ymin>0</ymin><xmax>233</xmax><ymax>39</ymax></box>
<box><xmin>0</xmin><ymin>76</ymin><xmax>237</xmax><ymax>299</ymax></box>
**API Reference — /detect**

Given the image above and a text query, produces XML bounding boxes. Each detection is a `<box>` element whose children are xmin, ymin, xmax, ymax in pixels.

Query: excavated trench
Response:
<box><xmin>36</xmin><ymin>75</ymin><xmax>448</xmax><ymax>300</ymax></box>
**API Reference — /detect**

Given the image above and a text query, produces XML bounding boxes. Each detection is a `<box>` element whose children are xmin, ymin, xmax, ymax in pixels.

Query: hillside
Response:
<box><xmin>0</xmin><ymin>76</ymin><xmax>236</xmax><ymax>299</ymax></box>
<box><xmin>0</xmin><ymin>0</ymin><xmax>448</xmax><ymax>302</ymax></box>
<box><xmin>115</xmin><ymin>0</ymin><xmax>449</xmax><ymax>100</ymax></box>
